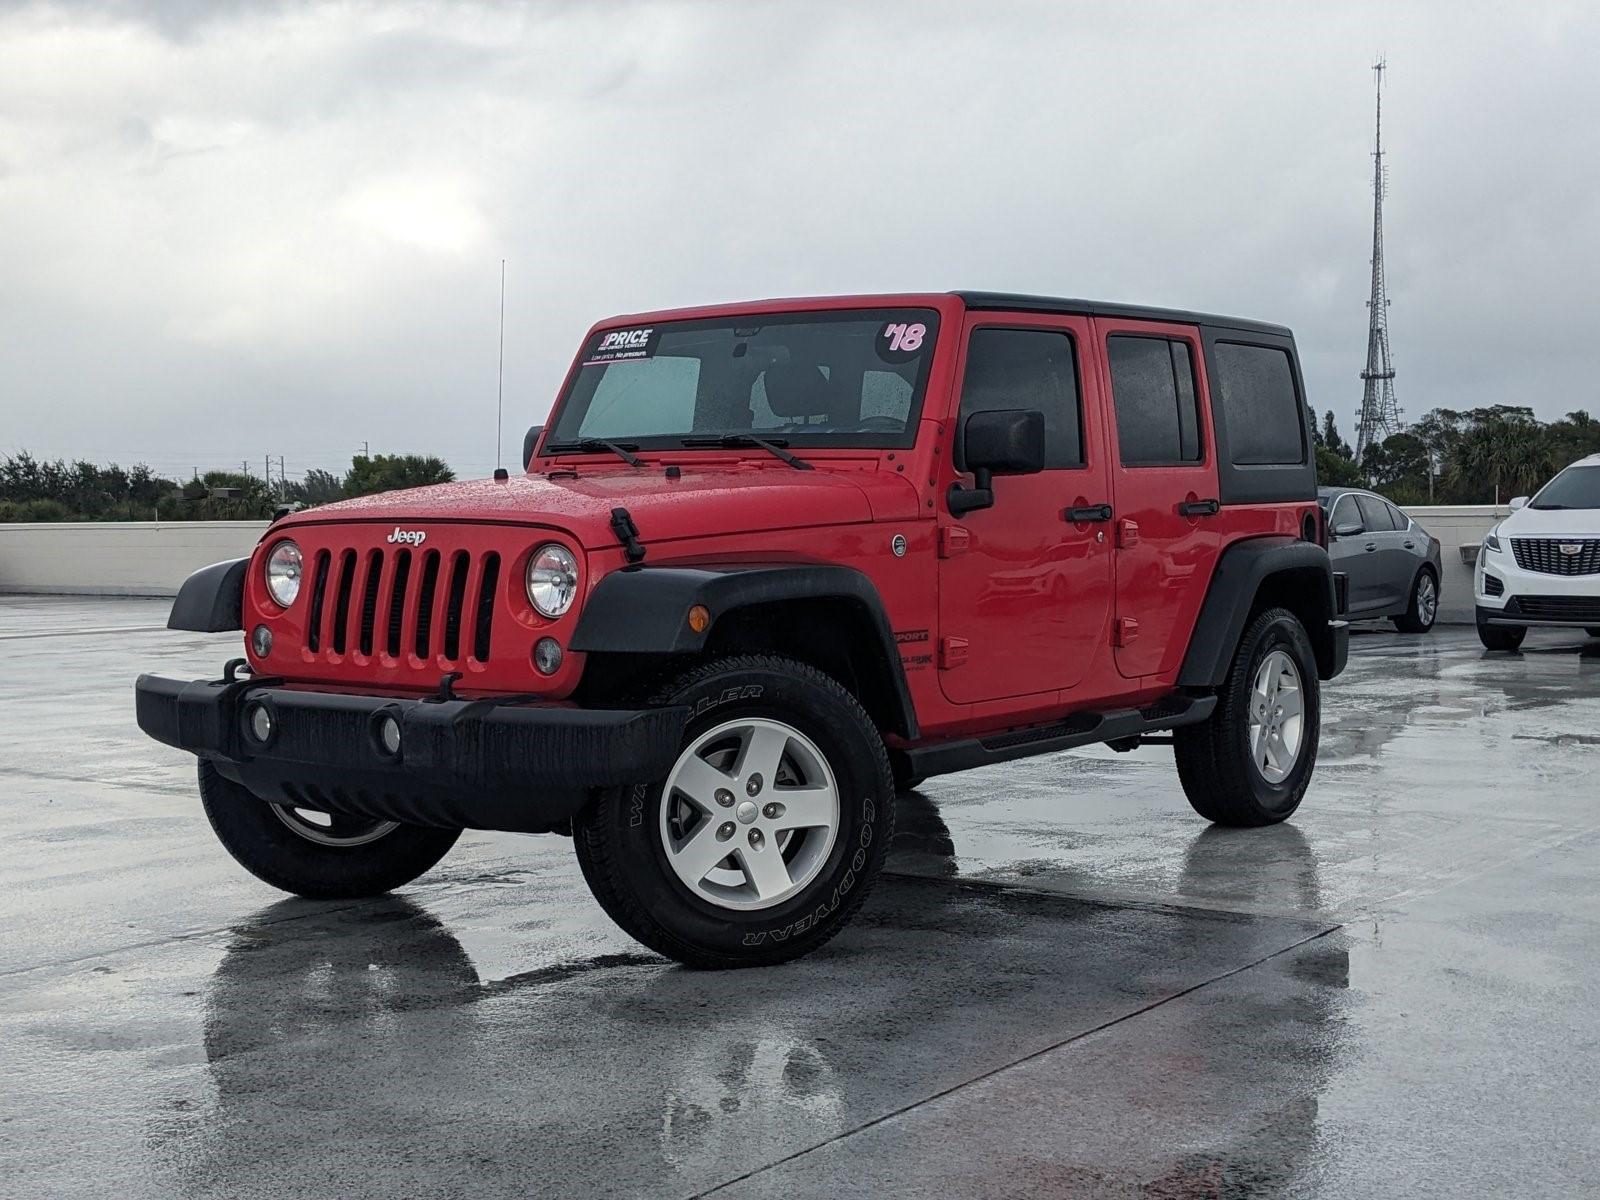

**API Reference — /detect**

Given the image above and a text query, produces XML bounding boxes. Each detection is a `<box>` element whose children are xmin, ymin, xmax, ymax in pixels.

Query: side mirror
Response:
<box><xmin>949</xmin><ymin>409</ymin><xmax>1045</xmax><ymax>515</ymax></box>
<box><xmin>522</xmin><ymin>425</ymin><xmax>545</xmax><ymax>470</ymax></box>
<box><xmin>1509</xmin><ymin>495</ymin><xmax>1529</xmax><ymax>511</ymax></box>
<box><xmin>1332</xmin><ymin>522</ymin><xmax>1363</xmax><ymax>539</ymax></box>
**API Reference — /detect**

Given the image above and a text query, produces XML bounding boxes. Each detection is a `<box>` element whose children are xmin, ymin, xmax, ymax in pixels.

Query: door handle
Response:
<box><xmin>1064</xmin><ymin>504</ymin><xmax>1113</xmax><ymax>523</ymax></box>
<box><xmin>1364</xmin><ymin>542</ymin><xmax>1377</xmax><ymax>552</ymax></box>
<box><xmin>1404</xmin><ymin>540</ymin><xmax>1416</xmax><ymax>549</ymax></box>
<box><xmin>1177</xmin><ymin>498</ymin><xmax>1221</xmax><ymax>517</ymax></box>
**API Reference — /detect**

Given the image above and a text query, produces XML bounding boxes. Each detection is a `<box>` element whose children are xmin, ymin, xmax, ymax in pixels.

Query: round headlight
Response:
<box><xmin>525</xmin><ymin>543</ymin><xmax>578</xmax><ymax>618</ymax></box>
<box><xmin>265</xmin><ymin>540</ymin><xmax>303</xmax><ymax>608</ymax></box>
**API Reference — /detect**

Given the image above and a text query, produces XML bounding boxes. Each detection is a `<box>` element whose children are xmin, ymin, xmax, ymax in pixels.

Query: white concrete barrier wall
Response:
<box><xmin>0</xmin><ymin>522</ymin><xmax>268</xmax><ymax>596</ymax></box>
<box><xmin>1396</xmin><ymin>505</ymin><xmax>1506</xmax><ymax>625</ymax></box>
<box><xmin>0</xmin><ymin>508</ymin><xmax>1504</xmax><ymax>621</ymax></box>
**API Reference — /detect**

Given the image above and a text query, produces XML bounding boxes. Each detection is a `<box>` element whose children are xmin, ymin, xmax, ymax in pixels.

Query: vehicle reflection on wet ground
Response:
<box><xmin>3</xmin><ymin>599</ymin><xmax>1599</xmax><ymax>1197</ymax></box>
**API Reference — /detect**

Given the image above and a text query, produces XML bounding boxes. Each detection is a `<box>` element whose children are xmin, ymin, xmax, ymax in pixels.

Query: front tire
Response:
<box><xmin>1392</xmin><ymin>568</ymin><xmax>1439</xmax><ymax>633</ymax></box>
<box><xmin>1175</xmin><ymin>607</ymin><xmax>1320</xmax><ymax>827</ymax></box>
<box><xmin>1476</xmin><ymin>617</ymin><xmax>1526</xmax><ymax>651</ymax></box>
<box><xmin>574</xmin><ymin>655</ymin><xmax>895</xmax><ymax>969</ymax></box>
<box><xmin>199</xmin><ymin>760</ymin><xmax>461</xmax><ymax>899</ymax></box>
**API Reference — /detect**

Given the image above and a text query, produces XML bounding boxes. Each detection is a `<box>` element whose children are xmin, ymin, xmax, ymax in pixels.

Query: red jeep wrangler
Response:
<box><xmin>137</xmin><ymin>293</ymin><xmax>1348</xmax><ymax>968</ymax></box>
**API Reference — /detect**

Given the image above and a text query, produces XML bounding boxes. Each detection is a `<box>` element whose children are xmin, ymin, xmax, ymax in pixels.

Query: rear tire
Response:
<box><xmin>199</xmin><ymin>760</ymin><xmax>461</xmax><ymax>899</ymax></box>
<box><xmin>1175</xmin><ymin>607</ymin><xmax>1320</xmax><ymax>828</ymax></box>
<box><xmin>1476</xmin><ymin>617</ymin><xmax>1526</xmax><ymax>651</ymax></box>
<box><xmin>1392</xmin><ymin>568</ymin><xmax>1439</xmax><ymax>633</ymax></box>
<box><xmin>574</xmin><ymin>654</ymin><xmax>894</xmax><ymax>969</ymax></box>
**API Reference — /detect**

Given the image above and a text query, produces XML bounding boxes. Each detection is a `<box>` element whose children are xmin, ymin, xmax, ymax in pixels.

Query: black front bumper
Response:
<box><xmin>135</xmin><ymin>673</ymin><xmax>689</xmax><ymax>833</ymax></box>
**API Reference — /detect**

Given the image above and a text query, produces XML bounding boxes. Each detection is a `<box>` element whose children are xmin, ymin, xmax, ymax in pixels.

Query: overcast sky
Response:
<box><xmin>3</xmin><ymin>1</ymin><xmax>1598</xmax><ymax>482</ymax></box>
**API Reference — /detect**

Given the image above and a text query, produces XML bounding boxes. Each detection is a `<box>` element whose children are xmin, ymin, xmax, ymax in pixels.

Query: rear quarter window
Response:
<box><xmin>1212</xmin><ymin>342</ymin><xmax>1304</xmax><ymax>466</ymax></box>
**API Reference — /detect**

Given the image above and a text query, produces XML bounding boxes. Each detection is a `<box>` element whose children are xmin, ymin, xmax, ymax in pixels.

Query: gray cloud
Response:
<box><xmin>2</xmin><ymin>0</ymin><xmax>1597</xmax><ymax>482</ymax></box>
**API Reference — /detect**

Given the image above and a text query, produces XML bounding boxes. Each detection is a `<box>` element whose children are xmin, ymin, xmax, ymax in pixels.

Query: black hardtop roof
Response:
<box><xmin>953</xmin><ymin>291</ymin><xmax>1292</xmax><ymax>338</ymax></box>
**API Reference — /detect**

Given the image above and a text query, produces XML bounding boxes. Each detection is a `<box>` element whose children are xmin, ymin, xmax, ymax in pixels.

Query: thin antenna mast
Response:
<box><xmin>495</xmin><ymin>259</ymin><xmax>506</xmax><ymax>474</ymax></box>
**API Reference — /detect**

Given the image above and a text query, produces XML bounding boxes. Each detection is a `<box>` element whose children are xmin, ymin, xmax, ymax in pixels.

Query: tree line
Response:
<box><xmin>1312</xmin><ymin>405</ymin><xmax>1600</xmax><ymax>505</ymax></box>
<box><xmin>0</xmin><ymin>453</ymin><xmax>455</xmax><ymax>522</ymax></box>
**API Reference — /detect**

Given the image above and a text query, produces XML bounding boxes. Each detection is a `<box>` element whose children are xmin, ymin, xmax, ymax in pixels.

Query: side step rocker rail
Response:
<box><xmin>902</xmin><ymin>694</ymin><xmax>1217</xmax><ymax>781</ymax></box>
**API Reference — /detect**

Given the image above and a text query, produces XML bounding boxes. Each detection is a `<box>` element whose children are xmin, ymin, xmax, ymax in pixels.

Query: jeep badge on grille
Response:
<box><xmin>386</xmin><ymin>528</ymin><xmax>427</xmax><ymax>546</ymax></box>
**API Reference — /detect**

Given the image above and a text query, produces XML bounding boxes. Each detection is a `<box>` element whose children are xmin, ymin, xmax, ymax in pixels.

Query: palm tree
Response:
<box><xmin>1448</xmin><ymin>417</ymin><xmax>1555</xmax><ymax>503</ymax></box>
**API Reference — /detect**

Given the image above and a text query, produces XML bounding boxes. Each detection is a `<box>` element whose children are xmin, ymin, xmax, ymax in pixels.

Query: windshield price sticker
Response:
<box><xmin>877</xmin><ymin>320</ymin><xmax>928</xmax><ymax>363</ymax></box>
<box><xmin>585</xmin><ymin>326</ymin><xmax>660</xmax><ymax>365</ymax></box>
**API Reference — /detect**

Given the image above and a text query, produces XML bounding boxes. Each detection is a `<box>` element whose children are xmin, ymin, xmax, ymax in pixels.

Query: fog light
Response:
<box><xmin>378</xmin><ymin>714</ymin><xmax>401</xmax><ymax>756</ymax></box>
<box><xmin>533</xmin><ymin>637</ymin><xmax>564</xmax><ymax>675</ymax></box>
<box><xmin>247</xmin><ymin>702</ymin><xmax>273</xmax><ymax>744</ymax></box>
<box><xmin>251</xmin><ymin>625</ymin><xmax>273</xmax><ymax>657</ymax></box>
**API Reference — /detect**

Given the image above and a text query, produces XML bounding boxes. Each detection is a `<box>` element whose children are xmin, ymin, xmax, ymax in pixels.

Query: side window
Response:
<box><xmin>1330</xmin><ymin>495</ymin><xmax>1363</xmax><ymax>533</ymax></box>
<box><xmin>1107</xmin><ymin>336</ymin><xmax>1202</xmax><ymax>466</ymax></box>
<box><xmin>1357</xmin><ymin>494</ymin><xmax>1397</xmax><ymax>532</ymax></box>
<box><xmin>959</xmin><ymin>328</ymin><xmax>1083</xmax><ymax>468</ymax></box>
<box><xmin>1212</xmin><ymin>342</ymin><xmax>1305</xmax><ymax>466</ymax></box>
<box><xmin>1385</xmin><ymin>500</ymin><xmax>1410</xmax><ymax>531</ymax></box>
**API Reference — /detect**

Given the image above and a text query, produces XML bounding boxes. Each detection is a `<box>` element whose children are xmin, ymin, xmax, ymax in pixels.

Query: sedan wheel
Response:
<box><xmin>1394</xmin><ymin>569</ymin><xmax>1440</xmax><ymax>633</ymax></box>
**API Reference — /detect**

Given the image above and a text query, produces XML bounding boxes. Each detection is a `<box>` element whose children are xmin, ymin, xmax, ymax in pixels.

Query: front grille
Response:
<box><xmin>1506</xmin><ymin>595</ymin><xmax>1600</xmax><ymax>622</ymax></box>
<box><xmin>304</xmin><ymin>544</ymin><xmax>501</xmax><ymax>665</ymax></box>
<box><xmin>1511</xmin><ymin>538</ymin><xmax>1600</xmax><ymax>575</ymax></box>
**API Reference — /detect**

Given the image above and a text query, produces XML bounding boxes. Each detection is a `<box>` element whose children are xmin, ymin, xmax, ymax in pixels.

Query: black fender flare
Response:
<box><xmin>571</xmin><ymin>563</ymin><xmax>918</xmax><ymax>739</ymax></box>
<box><xmin>168</xmin><ymin>557</ymin><xmax>249</xmax><ymax>632</ymax></box>
<box><xmin>1178</xmin><ymin>538</ymin><xmax>1345</xmax><ymax>686</ymax></box>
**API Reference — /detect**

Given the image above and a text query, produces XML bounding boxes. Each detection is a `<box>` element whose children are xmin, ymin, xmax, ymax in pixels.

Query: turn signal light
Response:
<box><xmin>687</xmin><ymin>605</ymin><xmax>710</xmax><ymax>634</ymax></box>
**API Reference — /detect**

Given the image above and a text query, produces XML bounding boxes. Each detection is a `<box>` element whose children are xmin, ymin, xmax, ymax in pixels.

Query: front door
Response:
<box><xmin>1097</xmin><ymin>319</ymin><xmax>1224</xmax><ymax>680</ymax></box>
<box><xmin>937</xmin><ymin>315</ymin><xmax>1115</xmax><ymax>705</ymax></box>
<box><xmin>1328</xmin><ymin>493</ymin><xmax>1384</xmax><ymax>613</ymax></box>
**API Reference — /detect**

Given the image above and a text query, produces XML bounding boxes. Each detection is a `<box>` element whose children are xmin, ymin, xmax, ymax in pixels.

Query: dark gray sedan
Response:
<box><xmin>1318</xmin><ymin>486</ymin><xmax>1443</xmax><ymax>632</ymax></box>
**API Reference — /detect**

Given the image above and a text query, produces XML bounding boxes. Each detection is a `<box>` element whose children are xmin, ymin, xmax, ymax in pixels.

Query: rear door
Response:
<box><xmin>1355</xmin><ymin>493</ymin><xmax>1408</xmax><ymax>611</ymax></box>
<box><xmin>1097</xmin><ymin>319</ymin><xmax>1223</xmax><ymax>679</ymax></box>
<box><xmin>936</xmin><ymin>314</ymin><xmax>1115</xmax><ymax>704</ymax></box>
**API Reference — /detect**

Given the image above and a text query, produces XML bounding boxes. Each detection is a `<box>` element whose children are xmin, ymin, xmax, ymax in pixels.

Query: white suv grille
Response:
<box><xmin>1511</xmin><ymin>538</ymin><xmax>1600</xmax><ymax>576</ymax></box>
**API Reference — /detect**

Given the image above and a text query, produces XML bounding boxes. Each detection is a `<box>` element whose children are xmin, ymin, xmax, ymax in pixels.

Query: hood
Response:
<box><xmin>283</xmin><ymin>465</ymin><xmax>916</xmax><ymax>549</ymax></box>
<box><xmin>1498</xmin><ymin>506</ymin><xmax>1600</xmax><ymax>538</ymax></box>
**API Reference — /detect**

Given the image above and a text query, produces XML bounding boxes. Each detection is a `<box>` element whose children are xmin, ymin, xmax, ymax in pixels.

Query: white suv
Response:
<box><xmin>1476</xmin><ymin>453</ymin><xmax>1600</xmax><ymax>650</ymax></box>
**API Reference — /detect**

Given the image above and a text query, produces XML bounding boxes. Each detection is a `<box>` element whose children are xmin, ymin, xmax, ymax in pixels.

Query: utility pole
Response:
<box><xmin>358</xmin><ymin>441</ymin><xmax>370</xmax><ymax>459</ymax></box>
<box><xmin>1355</xmin><ymin>58</ymin><xmax>1404</xmax><ymax>465</ymax></box>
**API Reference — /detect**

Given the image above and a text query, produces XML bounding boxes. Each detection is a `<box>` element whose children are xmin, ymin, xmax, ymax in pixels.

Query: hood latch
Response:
<box><xmin>610</xmin><ymin>507</ymin><xmax>647</xmax><ymax>564</ymax></box>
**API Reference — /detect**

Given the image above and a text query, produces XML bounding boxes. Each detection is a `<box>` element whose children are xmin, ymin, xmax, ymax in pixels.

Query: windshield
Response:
<box><xmin>547</xmin><ymin>309</ymin><xmax>940</xmax><ymax>451</ymax></box>
<box><xmin>1531</xmin><ymin>465</ymin><xmax>1600</xmax><ymax>509</ymax></box>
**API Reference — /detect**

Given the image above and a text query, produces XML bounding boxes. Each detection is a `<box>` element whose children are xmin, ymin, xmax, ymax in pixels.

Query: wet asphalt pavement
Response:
<box><xmin>3</xmin><ymin>596</ymin><xmax>1600</xmax><ymax>1198</ymax></box>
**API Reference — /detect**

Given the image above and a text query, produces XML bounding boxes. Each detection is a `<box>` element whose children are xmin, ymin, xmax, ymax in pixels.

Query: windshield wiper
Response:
<box><xmin>545</xmin><ymin>438</ymin><xmax>643</xmax><ymax>468</ymax></box>
<box><xmin>679</xmin><ymin>433</ymin><xmax>814</xmax><ymax>471</ymax></box>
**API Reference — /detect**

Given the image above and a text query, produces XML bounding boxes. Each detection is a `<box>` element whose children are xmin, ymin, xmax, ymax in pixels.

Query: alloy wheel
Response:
<box><xmin>269</xmin><ymin>804</ymin><xmax>401</xmax><ymax>847</ymax></box>
<box><xmin>658</xmin><ymin>717</ymin><xmax>840</xmax><ymax>911</ymax></box>
<box><xmin>1417</xmin><ymin>574</ymin><xmax>1438</xmax><ymax>626</ymax></box>
<box><xmin>1247</xmin><ymin>649</ymin><xmax>1305</xmax><ymax>785</ymax></box>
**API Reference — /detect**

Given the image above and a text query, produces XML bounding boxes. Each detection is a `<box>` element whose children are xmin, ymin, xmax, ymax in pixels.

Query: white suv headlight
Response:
<box><xmin>264</xmin><ymin>540</ymin><xmax>303</xmax><ymax>607</ymax></box>
<box><xmin>1484</xmin><ymin>529</ymin><xmax>1502</xmax><ymax>552</ymax></box>
<box><xmin>525</xmin><ymin>543</ymin><xmax>579</xmax><ymax>618</ymax></box>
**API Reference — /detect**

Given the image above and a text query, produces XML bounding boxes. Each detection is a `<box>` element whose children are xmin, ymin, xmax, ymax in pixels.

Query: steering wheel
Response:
<box><xmin>852</xmin><ymin>416</ymin><xmax>905</xmax><ymax>433</ymax></box>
